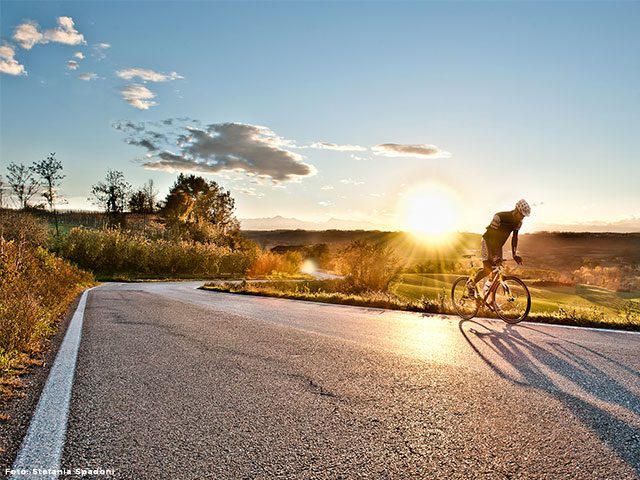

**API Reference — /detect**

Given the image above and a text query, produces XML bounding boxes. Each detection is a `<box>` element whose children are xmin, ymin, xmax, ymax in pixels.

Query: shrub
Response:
<box><xmin>0</xmin><ymin>209</ymin><xmax>49</xmax><ymax>247</ymax></box>
<box><xmin>337</xmin><ymin>240</ymin><xmax>403</xmax><ymax>292</ymax></box>
<box><xmin>0</xmin><ymin>237</ymin><xmax>93</xmax><ymax>370</ymax></box>
<box><xmin>248</xmin><ymin>251</ymin><xmax>303</xmax><ymax>277</ymax></box>
<box><xmin>56</xmin><ymin>227</ymin><xmax>256</xmax><ymax>278</ymax></box>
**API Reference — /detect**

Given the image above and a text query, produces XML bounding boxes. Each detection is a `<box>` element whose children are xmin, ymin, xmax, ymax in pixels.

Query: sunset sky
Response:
<box><xmin>1</xmin><ymin>1</ymin><xmax>639</xmax><ymax>233</ymax></box>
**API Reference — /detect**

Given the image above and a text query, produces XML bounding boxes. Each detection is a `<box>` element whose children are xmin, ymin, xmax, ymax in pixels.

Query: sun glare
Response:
<box><xmin>399</xmin><ymin>184</ymin><xmax>460</xmax><ymax>242</ymax></box>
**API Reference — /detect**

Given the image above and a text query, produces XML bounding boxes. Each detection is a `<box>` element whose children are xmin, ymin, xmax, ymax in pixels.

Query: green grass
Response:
<box><xmin>393</xmin><ymin>273</ymin><xmax>640</xmax><ymax>319</ymax></box>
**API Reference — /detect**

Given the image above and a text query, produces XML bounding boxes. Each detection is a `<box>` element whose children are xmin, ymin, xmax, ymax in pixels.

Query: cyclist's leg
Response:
<box><xmin>470</xmin><ymin>239</ymin><xmax>493</xmax><ymax>285</ymax></box>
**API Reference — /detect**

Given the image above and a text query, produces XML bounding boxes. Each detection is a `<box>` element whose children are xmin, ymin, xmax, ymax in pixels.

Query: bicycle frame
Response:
<box><xmin>478</xmin><ymin>263</ymin><xmax>506</xmax><ymax>309</ymax></box>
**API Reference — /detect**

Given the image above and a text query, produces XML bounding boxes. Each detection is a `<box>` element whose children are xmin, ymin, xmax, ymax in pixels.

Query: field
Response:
<box><xmin>392</xmin><ymin>273</ymin><xmax>640</xmax><ymax>319</ymax></box>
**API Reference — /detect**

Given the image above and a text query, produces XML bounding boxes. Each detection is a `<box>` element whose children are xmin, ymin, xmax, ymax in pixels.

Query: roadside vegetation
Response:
<box><xmin>204</xmin><ymin>238</ymin><xmax>640</xmax><ymax>331</ymax></box>
<box><xmin>0</xmin><ymin>211</ymin><xmax>93</xmax><ymax>401</ymax></box>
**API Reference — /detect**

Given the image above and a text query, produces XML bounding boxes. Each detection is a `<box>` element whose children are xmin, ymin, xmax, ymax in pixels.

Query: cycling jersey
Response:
<box><xmin>482</xmin><ymin>211</ymin><xmax>522</xmax><ymax>250</ymax></box>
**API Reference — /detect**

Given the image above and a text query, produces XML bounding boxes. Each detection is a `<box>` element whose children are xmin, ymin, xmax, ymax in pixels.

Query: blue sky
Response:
<box><xmin>1</xmin><ymin>1</ymin><xmax>639</xmax><ymax>232</ymax></box>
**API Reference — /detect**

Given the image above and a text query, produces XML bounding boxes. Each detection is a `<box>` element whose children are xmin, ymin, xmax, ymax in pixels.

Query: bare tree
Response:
<box><xmin>6</xmin><ymin>162</ymin><xmax>40</xmax><ymax>209</ymax></box>
<box><xmin>0</xmin><ymin>175</ymin><xmax>5</xmax><ymax>208</ymax></box>
<box><xmin>129</xmin><ymin>179</ymin><xmax>158</xmax><ymax>214</ymax></box>
<box><xmin>32</xmin><ymin>153</ymin><xmax>65</xmax><ymax>236</ymax></box>
<box><xmin>90</xmin><ymin>170</ymin><xmax>131</xmax><ymax>227</ymax></box>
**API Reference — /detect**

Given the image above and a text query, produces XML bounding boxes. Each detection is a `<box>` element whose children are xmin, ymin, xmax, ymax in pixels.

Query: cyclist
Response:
<box><xmin>466</xmin><ymin>199</ymin><xmax>531</xmax><ymax>297</ymax></box>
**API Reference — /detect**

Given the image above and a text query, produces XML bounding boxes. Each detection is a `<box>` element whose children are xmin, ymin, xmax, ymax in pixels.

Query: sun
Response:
<box><xmin>399</xmin><ymin>184</ymin><xmax>460</xmax><ymax>240</ymax></box>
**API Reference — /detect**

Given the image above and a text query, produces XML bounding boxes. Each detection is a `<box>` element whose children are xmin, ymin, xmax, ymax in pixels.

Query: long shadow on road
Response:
<box><xmin>459</xmin><ymin>320</ymin><xmax>640</xmax><ymax>476</ymax></box>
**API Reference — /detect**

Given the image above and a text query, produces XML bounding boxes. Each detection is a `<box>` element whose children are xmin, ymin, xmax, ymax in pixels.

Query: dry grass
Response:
<box><xmin>0</xmin><ymin>235</ymin><xmax>94</xmax><ymax>403</ymax></box>
<box><xmin>203</xmin><ymin>279</ymin><xmax>640</xmax><ymax>331</ymax></box>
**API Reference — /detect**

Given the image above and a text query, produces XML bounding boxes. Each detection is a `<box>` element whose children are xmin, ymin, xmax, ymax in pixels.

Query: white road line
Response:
<box><xmin>10</xmin><ymin>289</ymin><xmax>92</xmax><ymax>480</ymax></box>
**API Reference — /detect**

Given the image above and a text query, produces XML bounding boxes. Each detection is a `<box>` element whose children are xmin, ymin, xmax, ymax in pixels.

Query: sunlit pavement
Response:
<box><xmin>56</xmin><ymin>282</ymin><xmax>639</xmax><ymax>479</ymax></box>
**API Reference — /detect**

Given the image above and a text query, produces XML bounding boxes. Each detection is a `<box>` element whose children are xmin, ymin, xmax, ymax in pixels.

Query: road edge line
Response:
<box><xmin>10</xmin><ymin>288</ymin><xmax>92</xmax><ymax>480</ymax></box>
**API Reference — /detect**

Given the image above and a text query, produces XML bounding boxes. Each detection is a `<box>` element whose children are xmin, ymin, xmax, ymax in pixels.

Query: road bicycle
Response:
<box><xmin>451</xmin><ymin>259</ymin><xmax>531</xmax><ymax>324</ymax></box>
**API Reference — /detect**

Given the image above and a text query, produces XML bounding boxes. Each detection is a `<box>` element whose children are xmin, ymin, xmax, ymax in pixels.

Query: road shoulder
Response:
<box><xmin>0</xmin><ymin>292</ymin><xmax>84</xmax><ymax>473</ymax></box>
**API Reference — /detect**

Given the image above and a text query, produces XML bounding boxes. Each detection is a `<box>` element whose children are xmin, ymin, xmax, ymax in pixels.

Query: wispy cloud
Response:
<box><xmin>340</xmin><ymin>178</ymin><xmax>364</xmax><ymax>185</ymax></box>
<box><xmin>116</xmin><ymin>67</ymin><xmax>183</xmax><ymax>82</ymax></box>
<box><xmin>236</xmin><ymin>187</ymin><xmax>265</xmax><ymax>197</ymax></box>
<box><xmin>91</xmin><ymin>43</ymin><xmax>110</xmax><ymax>60</ymax></box>
<box><xmin>319</xmin><ymin>201</ymin><xmax>335</xmax><ymax>207</ymax></box>
<box><xmin>66</xmin><ymin>60</ymin><xmax>79</xmax><ymax>70</ymax></box>
<box><xmin>120</xmin><ymin>84</ymin><xmax>157</xmax><ymax>110</ymax></box>
<box><xmin>320</xmin><ymin>185</ymin><xmax>334</xmax><ymax>190</ymax></box>
<box><xmin>372</xmin><ymin>143</ymin><xmax>451</xmax><ymax>159</ymax></box>
<box><xmin>310</xmin><ymin>142</ymin><xmax>366</xmax><ymax>152</ymax></box>
<box><xmin>0</xmin><ymin>44</ymin><xmax>26</xmax><ymax>76</ymax></box>
<box><xmin>78</xmin><ymin>72</ymin><xmax>98</xmax><ymax>81</ymax></box>
<box><xmin>114</xmin><ymin>119</ymin><xmax>316</xmax><ymax>182</ymax></box>
<box><xmin>73</xmin><ymin>51</ymin><xmax>84</xmax><ymax>59</ymax></box>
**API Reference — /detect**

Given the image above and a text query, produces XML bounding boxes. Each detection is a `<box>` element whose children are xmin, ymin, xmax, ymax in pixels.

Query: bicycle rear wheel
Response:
<box><xmin>493</xmin><ymin>276</ymin><xmax>531</xmax><ymax>324</ymax></box>
<box><xmin>451</xmin><ymin>276</ymin><xmax>479</xmax><ymax>320</ymax></box>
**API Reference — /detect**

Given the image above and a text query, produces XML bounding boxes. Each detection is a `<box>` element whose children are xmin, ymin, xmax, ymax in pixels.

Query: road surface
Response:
<box><xmin>12</xmin><ymin>282</ymin><xmax>640</xmax><ymax>478</ymax></box>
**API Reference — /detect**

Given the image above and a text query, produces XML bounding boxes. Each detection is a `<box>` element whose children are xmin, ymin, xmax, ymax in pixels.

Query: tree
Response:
<box><xmin>31</xmin><ymin>153</ymin><xmax>65</xmax><ymax>236</ymax></box>
<box><xmin>6</xmin><ymin>162</ymin><xmax>40</xmax><ymax>209</ymax></box>
<box><xmin>0</xmin><ymin>175</ymin><xmax>5</xmax><ymax>208</ymax></box>
<box><xmin>90</xmin><ymin>170</ymin><xmax>131</xmax><ymax>227</ymax></box>
<box><xmin>162</xmin><ymin>174</ymin><xmax>240</xmax><ymax>241</ymax></box>
<box><xmin>129</xmin><ymin>179</ymin><xmax>158</xmax><ymax>214</ymax></box>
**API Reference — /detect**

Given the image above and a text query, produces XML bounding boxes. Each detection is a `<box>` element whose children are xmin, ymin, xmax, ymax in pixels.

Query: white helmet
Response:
<box><xmin>516</xmin><ymin>199</ymin><xmax>531</xmax><ymax>217</ymax></box>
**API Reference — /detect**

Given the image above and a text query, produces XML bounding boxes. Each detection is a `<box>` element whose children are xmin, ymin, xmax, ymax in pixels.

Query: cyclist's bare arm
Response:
<box><xmin>512</xmin><ymin>231</ymin><xmax>522</xmax><ymax>264</ymax></box>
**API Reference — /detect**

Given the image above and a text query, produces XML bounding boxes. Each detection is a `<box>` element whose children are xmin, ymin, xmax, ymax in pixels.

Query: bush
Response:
<box><xmin>337</xmin><ymin>240</ymin><xmax>403</xmax><ymax>292</ymax></box>
<box><xmin>0</xmin><ymin>209</ymin><xmax>49</xmax><ymax>247</ymax></box>
<box><xmin>56</xmin><ymin>227</ymin><xmax>257</xmax><ymax>278</ymax></box>
<box><xmin>248</xmin><ymin>251</ymin><xmax>303</xmax><ymax>277</ymax></box>
<box><xmin>0</xmin><ymin>237</ymin><xmax>93</xmax><ymax>370</ymax></box>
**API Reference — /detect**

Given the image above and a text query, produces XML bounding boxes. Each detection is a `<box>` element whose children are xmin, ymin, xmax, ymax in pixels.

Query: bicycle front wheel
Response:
<box><xmin>493</xmin><ymin>276</ymin><xmax>531</xmax><ymax>324</ymax></box>
<box><xmin>451</xmin><ymin>276</ymin><xmax>479</xmax><ymax>320</ymax></box>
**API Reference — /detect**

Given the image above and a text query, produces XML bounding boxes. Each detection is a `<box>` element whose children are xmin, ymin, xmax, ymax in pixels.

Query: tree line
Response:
<box><xmin>2</xmin><ymin>156</ymin><xmax>240</xmax><ymax>244</ymax></box>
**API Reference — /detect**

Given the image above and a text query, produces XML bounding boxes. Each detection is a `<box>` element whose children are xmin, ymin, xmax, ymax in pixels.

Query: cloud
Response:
<box><xmin>66</xmin><ymin>60</ymin><xmax>79</xmax><ymax>70</ymax></box>
<box><xmin>73</xmin><ymin>51</ymin><xmax>84</xmax><ymax>59</ymax></box>
<box><xmin>13</xmin><ymin>17</ymin><xmax>86</xmax><ymax>50</ymax></box>
<box><xmin>13</xmin><ymin>21</ymin><xmax>43</xmax><ymax>49</ymax></box>
<box><xmin>319</xmin><ymin>201</ymin><xmax>335</xmax><ymax>207</ymax></box>
<box><xmin>120</xmin><ymin>84</ymin><xmax>157</xmax><ymax>110</ymax></box>
<box><xmin>43</xmin><ymin>17</ymin><xmax>86</xmax><ymax>45</ymax></box>
<box><xmin>372</xmin><ymin>143</ymin><xmax>451</xmax><ymax>159</ymax></box>
<box><xmin>116</xmin><ymin>67</ymin><xmax>183</xmax><ymax>82</ymax></box>
<box><xmin>91</xmin><ymin>43</ymin><xmax>110</xmax><ymax>60</ymax></box>
<box><xmin>310</xmin><ymin>142</ymin><xmax>366</xmax><ymax>152</ymax></box>
<box><xmin>350</xmin><ymin>154</ymin><xmax>368</xmax><ymax>161</ymax></box>
<box><xmin>340</xmin><ymin>178</ymin><xmax>364</xmax><ymax>185</ymax></box>
<box><xmin>78</xmin><ymin>72</ymin><xmax>97</xmax><ymax>81</ymax></box>
<box><xmin>320</xmin><ymin>185</ymin><xmax>334</xmax><ymax>190</ymax></box>
<box><xmin>126</xmin><ymin>138</ymin><xmax>159</xmax><ymax>152</ymax></box>
<box><xmin>236</xmin><ymin>187</ymin><xmax>264</xmax><ymax>197</ymax></box>
<box><xmin>0</xmin><ymin>44</ymin><xmax>27</xmax><ymax>76</ymax></box>
<box><xmin>115</xmin><ymin>119</ymin><xmax>316</xmax><ymax>182</ymax></box>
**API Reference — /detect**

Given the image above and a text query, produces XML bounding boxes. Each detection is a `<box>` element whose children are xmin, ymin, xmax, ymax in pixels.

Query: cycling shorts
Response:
<box><xmin>481</xmin><ymin>238</ymin><xmax>502</xmax><ymax>264</ymax></box>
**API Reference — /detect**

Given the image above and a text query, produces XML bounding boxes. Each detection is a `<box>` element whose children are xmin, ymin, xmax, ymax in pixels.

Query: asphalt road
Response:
<box><xmin>45</xmin><ymin>282</ymin><xmax>640</xmax><ymax>478</ymax></box>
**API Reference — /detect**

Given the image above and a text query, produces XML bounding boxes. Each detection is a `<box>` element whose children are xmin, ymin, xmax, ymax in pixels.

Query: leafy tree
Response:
<box><xmin>31</xmin><ymin>153</ymin><xmax>65</xmax><ymax>236</ymax></box>
<box><xmin>90</xmin><ymin>170</ymin><xmax>131</xmax><ymax>227</ymax></box>
<box><xmin>6</xmin><ymin>162</ymin><xmax>40</xmax><ymax>209</ymax></box>
<box><xmin>162</xmin><ymin>174</ymin><xmax>240</xmax><ymax>242</ymax></box>
<box><xmin>129</xmin><ymin>179</ymin><xmax>158</xmax><ymax>214</ymax></box>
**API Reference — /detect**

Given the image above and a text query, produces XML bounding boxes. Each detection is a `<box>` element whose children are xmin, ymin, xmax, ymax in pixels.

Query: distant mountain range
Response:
<box><xmin>240</xmin><ymin>216</ymin><xmax>385</xmax><ymax>231</ymax></box>
<box><xmin>533</xmin><ymin>217</ymin><xmax>640</xmax><ymax>233</ymax></box>
<box><xmin>240</xmin><ymin>215</ymin><xmax>640</xmax><ymax>232</ymax></box>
